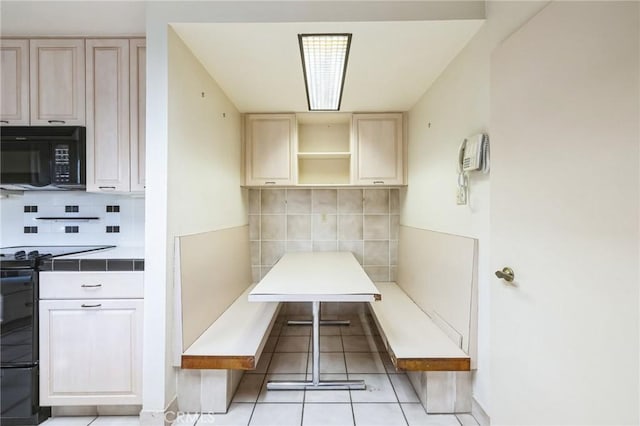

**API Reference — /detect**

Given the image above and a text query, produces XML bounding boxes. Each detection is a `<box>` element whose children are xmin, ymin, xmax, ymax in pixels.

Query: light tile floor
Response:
<box><xmin>41</xmin><ymin>312</ymin><xmax>480</xmax><ymax>426</ymax></box>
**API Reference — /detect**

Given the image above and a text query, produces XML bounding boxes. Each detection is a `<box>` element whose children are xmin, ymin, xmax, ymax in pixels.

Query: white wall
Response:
<box><xmin>0</xmin><ymin>1</ymin><xmax>145</xmax><ymax>36</ymax></box>
<box><xmin>402</xmin><ymin>1</ymin><xmax>549</xmax><ymax>414</ymax></box>
<box><xmin>167</xmin><ymin>29</ymin><xmax>246</xmax><ymax>237</ymax></box>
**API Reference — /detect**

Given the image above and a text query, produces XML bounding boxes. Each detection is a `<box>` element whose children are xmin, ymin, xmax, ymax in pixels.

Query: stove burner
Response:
<box><xmin>1</xmin><ymin>245</ymin><xmax>114</xmax><ymax>265</ymax></box>
<box><xmin>13</xmin><ymin>250</ymin><xmax>42</xmax><ymax>260</ymax></box>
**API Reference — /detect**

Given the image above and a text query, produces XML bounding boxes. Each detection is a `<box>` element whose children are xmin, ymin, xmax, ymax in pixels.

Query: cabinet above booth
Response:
<box><xmin>244</xmin><ymin>112</ymin><xmax>406</xmax><ymax>187</ymax></box>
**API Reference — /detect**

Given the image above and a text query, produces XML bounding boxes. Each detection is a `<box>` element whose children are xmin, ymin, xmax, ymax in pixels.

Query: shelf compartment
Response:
<box><xmin>298</xmin><ymin>122</ymin><xmax>350</xmax><ymax>153</ymax></box>
<box><xmin>297</xmin><ymin>152</ymin><xmax>351</xmax><ymax>159</ymax></box>
<box><xmin>298</xmin><ymin>158</ymin><xmax>351</xmax><ymax>185</ymax></box>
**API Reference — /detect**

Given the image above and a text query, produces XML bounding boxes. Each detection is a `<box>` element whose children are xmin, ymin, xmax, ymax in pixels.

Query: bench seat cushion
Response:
<box><xmin>182</xmin><ymin>284</ymin><xmax>280</xmax><ymax>370</ymax></box>
<box><xmin>370</xmin><ymin>282</ymin><xmax>470</xmax><ymax>371</ymax></box>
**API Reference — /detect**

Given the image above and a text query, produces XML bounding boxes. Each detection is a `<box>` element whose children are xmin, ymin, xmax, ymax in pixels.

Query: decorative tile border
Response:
<box><xmin>23</xmin><ymin>202</ymin><xmax>121</xmax><ymax>234</ymax></box>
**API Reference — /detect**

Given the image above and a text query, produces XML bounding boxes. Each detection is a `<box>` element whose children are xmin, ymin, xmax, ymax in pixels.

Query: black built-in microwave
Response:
<box><xmin>0</xmin><ymin>126</ymin><xmax>86</xmax><ymax>190</ymax></box>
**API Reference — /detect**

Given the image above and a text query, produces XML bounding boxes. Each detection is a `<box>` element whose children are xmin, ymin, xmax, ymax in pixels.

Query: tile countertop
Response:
<box><xmin>58</xmin><ymin>246</ymin><xmax>145</xmax><ymax>259</ymax></box>
<box><xmin>40</xmin><ymin>246</ymin><xmax>144</xmax><ymax>272</ymax></box>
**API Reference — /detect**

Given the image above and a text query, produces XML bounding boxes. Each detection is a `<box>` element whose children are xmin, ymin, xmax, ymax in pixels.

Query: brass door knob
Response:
<box><xmin>495</xmin><ymin>267</ymin><xmax>515</xmax><ymax>283</ymax></box>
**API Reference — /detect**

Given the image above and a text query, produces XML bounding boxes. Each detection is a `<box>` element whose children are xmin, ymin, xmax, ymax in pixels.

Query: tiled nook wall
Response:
<box><xmin>249</xmin><ymin>188</ymin><xmax>400</xmax><ymax>284</ymax></box>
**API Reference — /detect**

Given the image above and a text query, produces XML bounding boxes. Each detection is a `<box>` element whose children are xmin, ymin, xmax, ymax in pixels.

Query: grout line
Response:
<box><xmin>388</xmin><ymin>188</ymin><xmax>392</xmax><ymax>281</ymax></box>
<box><xmin>191</xmin><ymin>413</ymin><xmax>202</xmax><ymax>426</ymax></box>
<box><xmin>300</xmin><ymin>316</ymin><xmax>309</xmax><ymax>426</ymax></box>
<box><xmin>346</xmin><ymin>316</ymin><xmax>356</xmax><ymax>426</ymax></box>
<box><xmin>369</xmin><ymin>298</ymin><xmax>410</xmax><ymax>426</ymax></box>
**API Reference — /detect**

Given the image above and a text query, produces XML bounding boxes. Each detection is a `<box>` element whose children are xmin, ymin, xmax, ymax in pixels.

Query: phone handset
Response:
<box><xmin>457</xmin><ymin>133</ymin><xmax>490</xmax><ymax>205</ymax></box>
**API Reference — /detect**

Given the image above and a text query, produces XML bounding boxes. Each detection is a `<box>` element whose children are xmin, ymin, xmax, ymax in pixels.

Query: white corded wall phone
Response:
<box><xmin>457</xmin><ymin>133</ymin><xmax>490</xmax><ymax>205</ymax></box>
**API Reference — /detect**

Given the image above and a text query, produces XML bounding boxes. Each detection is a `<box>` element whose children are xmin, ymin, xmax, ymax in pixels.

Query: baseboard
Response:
<box><xmin>51</xmin><ymin>406</ymin><xmax>98</xmax><ymax>417</ymax></box>
<box><xmin>139</xmin><ymin>395</ymin><xmax>178</xmax><ymax>426</ymax></box>
<box><xmin>472</xmin><ymin>397</ymin><xmax>490</xmax><ymax>426</ymax></box>
<box><xmin>51</xmin><ymin>405</ymin><xmax>141</xmax><ymax>417</ymax></box>
<box><xmin>97</xmin><ymin>405</ymin><xmax>142</xmax><ymax>416</ymax></box>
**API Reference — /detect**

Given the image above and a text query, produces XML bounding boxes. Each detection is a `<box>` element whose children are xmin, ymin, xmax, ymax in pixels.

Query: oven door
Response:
<box><xmin>0</xmin><ymin>140</ymin><xmax>51</xmax><ymax>188</ymax></box>
<box><xmin>0</xmin><ymin>270</ymin><xmax>37</xmax><ymax>367</ymax></box>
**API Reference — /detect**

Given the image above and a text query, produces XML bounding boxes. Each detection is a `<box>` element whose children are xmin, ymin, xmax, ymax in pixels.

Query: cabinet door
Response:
<box><xmin>0</xmin><ymin>39</ymin><xmax>29</xmax><ymax>125</ymax></box>
<box><xmin>129</xmin><ymin>39</ymin><xmax>146</xmax><ymax>192</ymax></box>
<box><xmin>39</xmin><ymin>299</ymin><xmax>143</xmax><ymax>405</ymax></box>
<box><xmin>353</xmin><ymin>113</ymin><xmax>405</xmax><ymax>185</ymax></box>
<box><xmin>30</xmin><ymin>39</ymin><xmax>85</xmax><ymax>125</ymax></box>
<box><xmin>245</xmin><ymin>114</ymin><xmax>296</xmax><ymax>186</ymax></box>
<box><xmin>85</xmin><ymin>39</ymin><xmax>130</xmax><ymax>193</ymax></box>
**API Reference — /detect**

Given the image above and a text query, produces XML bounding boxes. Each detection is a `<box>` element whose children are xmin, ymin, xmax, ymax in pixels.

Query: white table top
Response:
<box><xmin>248</xmin><ymin>252</ymin><xmax>381</xmax><ymax>303</ymax></box>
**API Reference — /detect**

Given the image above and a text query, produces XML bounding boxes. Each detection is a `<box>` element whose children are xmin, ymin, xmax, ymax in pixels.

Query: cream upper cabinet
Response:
<box><xmin>86</xmin><ymin>38</ymin><xmax>145</xmax><ymax>193</ymax></box>
<box><xmin>129</xmin><ymin>39</ymin><xmax>146</xmax><ymax>192</ymax></box>
<box><xmin>352</xmin><ymin>113</ymin><xmax>405</xmax><ymax>185</ymax></box>
<box><xmin>30</xmin><ymin>39</ymin><xmax>85</xmax><ymax>125</ymax></box>
<box><xmin>86</xmin><ymin>39</ymin><xmax>131</xmax><ymax>192</ymax></box>
<box><xmin>245</xmin><ymin>114</ymin><xmax>296</xmax><ymax>186</ymax></box>
<box><xmin>0</xmin><ymin>39</ymin><xmax>29</xmax><ymax>125</ymax></box>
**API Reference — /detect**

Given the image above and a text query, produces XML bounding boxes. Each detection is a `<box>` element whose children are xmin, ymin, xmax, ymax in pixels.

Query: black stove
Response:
<box><xmin>0</xmin><ymin>245</ymin><xmax>114</xmax><ymax>269</ymax></box>
<box><xmin>0</xmin><ymin>244</ymin><xmax>114</xmax><ymax>425</ymax></box>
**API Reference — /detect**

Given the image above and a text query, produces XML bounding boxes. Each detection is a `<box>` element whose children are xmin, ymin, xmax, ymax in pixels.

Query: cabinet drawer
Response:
<box><xmin>39</xmin><ymin>272</ymin><xmax>143</xmax><ymax>299</ymax></box>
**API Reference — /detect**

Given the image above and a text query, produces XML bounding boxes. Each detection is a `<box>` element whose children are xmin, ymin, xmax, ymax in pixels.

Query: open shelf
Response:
<box><xmin>297</xmin><ymin>152</ymin><xmax>351</xmax><ymax>160</ymax></box>
<box><xmin>297</xmin><ymin>113</ymin><xmax>352</xmax><ymax>185</ymax></box>
<box><xmin>298</xmin><ymin>158</ymin><xmax>351</xmax><ymax>185</ymax></box>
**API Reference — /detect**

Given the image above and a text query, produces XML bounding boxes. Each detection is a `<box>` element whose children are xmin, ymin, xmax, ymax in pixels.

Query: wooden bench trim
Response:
<box><xmin>395</xmin><ymin>356</ymin><xmax>470</xmax><ymax>371</ymax></box>
<box><xmin>181</xmin><ymin>355</ymin><xmax>256</xmax><ymax>370</ymax></box>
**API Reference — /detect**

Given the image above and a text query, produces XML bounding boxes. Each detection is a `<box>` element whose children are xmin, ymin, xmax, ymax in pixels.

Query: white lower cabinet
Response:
<box><xmin>39</xmin><ymin>272</ymin><xmax>143</xmax><ymax>406</ymax></box>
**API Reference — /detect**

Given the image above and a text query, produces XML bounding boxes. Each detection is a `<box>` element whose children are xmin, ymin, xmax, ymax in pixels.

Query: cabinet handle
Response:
<box><xmin>48</xmin><ymin>120</ymin><xmax>66</xmax><ymax>124</ymax></box>
<box><xmin>81</xmin><ymin>284</ymin><xmax>102</xmax><ymax>288</ymax></box>
<box><xmin>373</xmin><ymin>181</ymin><xmax>385</xmax><ymax>184</ymax></box>
<box><xmin>98</xmin><ymin>186</ymin><xmax>116</xmax><ymax>190</ymax></box>
<box><xmin>81</xmin><ymin>303</ymin><xmax>102</xmax><ymax>308</ymax></box>
<box><xmin>0</xmin><ymin>120</ymin><xmax>9</xmax><ymax>124</ymax></box>
<box><xmin>264</xmin><ymin>181</ymin><xmax>276</xmax><ymax>185</ymax></box>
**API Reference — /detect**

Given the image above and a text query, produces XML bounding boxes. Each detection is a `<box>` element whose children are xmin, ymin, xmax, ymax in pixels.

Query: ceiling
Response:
<box><xmin>171</xmin><ymin>20</ymin><xmax>484</xmax><ymax>113</ymax></box>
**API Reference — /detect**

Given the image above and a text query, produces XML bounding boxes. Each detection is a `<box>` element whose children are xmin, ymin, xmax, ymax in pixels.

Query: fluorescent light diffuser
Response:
<box><xmin>299</xmin><ymin>34</ymin><xmax>352</xmax><ymax>111</ymax></box>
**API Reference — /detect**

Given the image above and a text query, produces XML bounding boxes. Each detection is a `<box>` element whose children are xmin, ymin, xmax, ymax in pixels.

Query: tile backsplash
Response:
<box><xmin>249</xmin><ymin>188</ymin><xmax>399</xmax><ymax>283</ymax></box>
<box><xmin>0</xmin><ymin>192</ymin><xmax>144</xmax><ymax>246</ymax></box>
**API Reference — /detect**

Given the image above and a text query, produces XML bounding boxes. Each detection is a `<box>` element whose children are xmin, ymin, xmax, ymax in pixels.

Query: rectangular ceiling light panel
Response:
<box><xmin>299</xmin><ymin>33</ymin><xmax>352</xmax><ymax>111</ymax></box>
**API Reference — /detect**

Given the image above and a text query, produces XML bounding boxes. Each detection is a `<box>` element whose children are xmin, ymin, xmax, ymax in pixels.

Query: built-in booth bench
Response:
<box><xmin>173</xmin><ymin>226</ymin><xmax>281</xmax><ymax>413</ymax></box>
<box><xmin>367</xmin><ymin>226</ymin><xmax>478</xmax><ymax>413</ymax></box>
<box><xmin>173</xmin><ymin>225</ymin><xmax>477</xmax><ymax>415</ymax></box>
